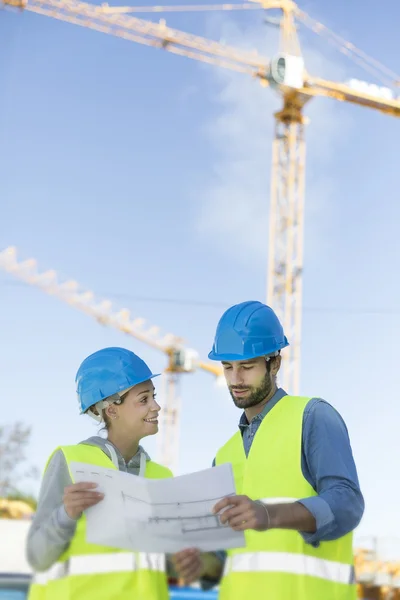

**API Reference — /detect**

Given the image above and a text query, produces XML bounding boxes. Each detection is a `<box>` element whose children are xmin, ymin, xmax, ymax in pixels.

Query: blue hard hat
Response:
<box><xmin>208</xmin><ymin>301</ymin><xmax>289</xmax><ymax>361</ymax></box>
<box><xmin>75</xmin><ymin>347</ymin><xmax>160</xmax><ymax>414</ymax></box>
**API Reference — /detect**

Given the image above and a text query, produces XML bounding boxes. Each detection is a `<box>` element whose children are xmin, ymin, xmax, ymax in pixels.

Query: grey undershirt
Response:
<box><xmin>26</xmin><ymin>436</ymin><xmax>153</xmax><ymax>572</ymax></box>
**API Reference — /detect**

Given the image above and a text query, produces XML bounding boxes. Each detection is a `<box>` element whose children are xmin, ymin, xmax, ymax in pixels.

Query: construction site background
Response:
<box><xmin>1</xmin><ymin>0</ymin><xmax>399</xmax><ymax>598</ymax></box>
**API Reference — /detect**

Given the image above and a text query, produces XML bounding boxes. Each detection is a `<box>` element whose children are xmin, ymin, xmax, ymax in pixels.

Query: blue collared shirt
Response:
<box><xmin>212</xmin><ymin>388</ymin><xmax>364</xmax><ymax>544</ymax></box>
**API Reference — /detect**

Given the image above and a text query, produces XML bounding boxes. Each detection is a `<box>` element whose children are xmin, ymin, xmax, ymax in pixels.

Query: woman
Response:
<box><xmin>26</xmin><ymin>346</ymin><xmax>173</xmax><ymax>600</ymax></box>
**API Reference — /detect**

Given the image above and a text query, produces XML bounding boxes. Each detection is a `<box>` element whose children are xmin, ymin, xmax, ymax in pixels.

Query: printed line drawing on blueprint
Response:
<box><xmin>70</xmin><ymin>461</ymin><xmax>245</xmax><ymax>553</ymax></box>
<box><xmin>121</xmin><ymin>492</ymin><xmax>231</xmax><ymax>534</ymax></box>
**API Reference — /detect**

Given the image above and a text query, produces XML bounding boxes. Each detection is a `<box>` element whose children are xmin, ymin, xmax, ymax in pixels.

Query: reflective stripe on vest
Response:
<box><xmin>223</xmin><ymin>552</ymin><xmax>355</xmax><ymax>585</ymax></box>
<box><xmin>261</xmin><ymin>497</ymin><xmax>298</xmax><ymax>504</ymax></box>
<box><xmin>33</xmin><ymin>552</ymin><xmax>165</xmax><ymax>584</ymax></box>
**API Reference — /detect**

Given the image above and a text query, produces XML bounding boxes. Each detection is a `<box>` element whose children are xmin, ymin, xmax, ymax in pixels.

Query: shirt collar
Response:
<box><xmin>238</xmin><ymin>387</ymin><xmax>287</xmax><ymax>430</ymax></box>
<box><xmin>106</xmin><ymin>441</ymin><xmax>151</xmax><ymax>467</ymax></box>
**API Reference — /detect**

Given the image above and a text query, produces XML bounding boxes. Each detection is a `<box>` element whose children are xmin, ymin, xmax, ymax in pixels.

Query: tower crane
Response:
<box><xmin>3</xmin><ymin>0</ymin><xmax>400</xmax><ymax>395</ymax></box>
<box><xmin>0</xmin><ymin>246</ymin><xmax>223</xmax><ymax>472</ymax></box>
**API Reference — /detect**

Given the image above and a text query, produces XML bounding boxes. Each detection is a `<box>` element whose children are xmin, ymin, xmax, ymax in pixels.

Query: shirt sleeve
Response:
<box><xmin>297</xmin><ymin>399</ymin><xmax>365</xmax><ymax>546</ymax></box>
<box><xmin>26</xmin><ymin>450</ymin><xmax>77</xmax><ymax>571</ymax></box>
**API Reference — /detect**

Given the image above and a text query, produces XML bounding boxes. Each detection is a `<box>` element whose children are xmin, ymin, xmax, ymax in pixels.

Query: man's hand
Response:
<box><xmin>171</xmin><ymin>548</ymin><xmax>204</xmax><ymax>584</ymax></box>
<box><xmin>213</xmin><ymin>495</ymin><xmax>269</xmax><ymax>532</ymax></box>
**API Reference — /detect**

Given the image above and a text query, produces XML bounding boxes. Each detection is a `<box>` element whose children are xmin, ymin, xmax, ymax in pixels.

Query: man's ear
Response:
<box><xmin>270</xmin><ymin>354</ymin><xmax>282</xmax><ymax>375</ymax></box>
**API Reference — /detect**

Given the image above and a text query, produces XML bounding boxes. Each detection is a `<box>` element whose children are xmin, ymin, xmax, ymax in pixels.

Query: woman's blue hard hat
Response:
<box><xmin>75</xmin><ymin>346</ymin><xmax>160</xmax><ymax>414</ymax></box>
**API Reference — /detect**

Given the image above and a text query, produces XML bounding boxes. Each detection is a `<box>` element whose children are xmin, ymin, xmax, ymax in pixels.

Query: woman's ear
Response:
<box><xmin>106</xmin><ymin>404</ymin><xmax>118</xmax><ymax>420</ymax></box>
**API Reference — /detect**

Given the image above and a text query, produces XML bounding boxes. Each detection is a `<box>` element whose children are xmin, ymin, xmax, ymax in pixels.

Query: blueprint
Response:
<box><xmin>70</xmin><ymin>461</ymin><xmax>245</xmax><ymax>553</ymax></box>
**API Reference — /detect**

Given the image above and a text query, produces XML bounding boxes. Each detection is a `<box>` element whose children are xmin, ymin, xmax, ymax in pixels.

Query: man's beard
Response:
<box><xmin>229</xmin><ymin>372</ymin><xmax>273</xmax><ymax>409</ymax></box>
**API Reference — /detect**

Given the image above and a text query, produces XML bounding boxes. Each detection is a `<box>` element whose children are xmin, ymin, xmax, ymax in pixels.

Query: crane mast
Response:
<box><xmin>3</xmin><ymin>0</ymin><xmax>400</xmax><ymax>402</ymax></box>
<box><xmin>264</xmin><ymin>1</ymin><xmax>306</xmax><ymax>392</ymax></box>
<box><xmin>268</xmin><ymin>108</ymin><xmax>305</xmax><ymax>393</ymax></box>
<box><xmin>158</xmin><ymin>372</ymin><xmax>181</xmax><ymax>473</ymax></box>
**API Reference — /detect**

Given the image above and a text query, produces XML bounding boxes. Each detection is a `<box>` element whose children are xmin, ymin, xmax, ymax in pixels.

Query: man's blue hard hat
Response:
<box><xmin>208</xmin><ymin>300</ymin><xmax>289</xmax><ymax>361</ymax></box>
<box><xmin>75</xmin><ymin>347</ymin><xmax>160</xmax><ymax>414</ymax></box>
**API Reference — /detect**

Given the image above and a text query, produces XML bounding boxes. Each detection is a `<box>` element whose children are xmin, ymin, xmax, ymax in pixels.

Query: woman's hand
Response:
<box><xmin>171</xmin><ymin>549</ymin><xmax>205</xmax><ymax>584</ymax></box>
<box><xmin>63</xmin><ymin>482</ymin><xmax>104</xmax><ymax>520</ymax></box>
<box><xmin>171</xmin><ymin>549</ymin><xmax>223</xmax><ymax>585</ymax></box>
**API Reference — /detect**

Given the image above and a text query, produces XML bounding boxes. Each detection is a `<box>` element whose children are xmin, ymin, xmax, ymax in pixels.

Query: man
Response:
<box><xmin>173</xmin><ymin>300</ymin><xmax>364</xmax><ymax>599</ymax></box>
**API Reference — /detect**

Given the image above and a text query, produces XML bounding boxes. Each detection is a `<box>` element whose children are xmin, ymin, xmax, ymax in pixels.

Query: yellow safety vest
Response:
<box><xmin>215</xmin><ymin>395</ymin><xmax>357</xmax><ymax>600</ymax></box>
<box><xmin>28</xmin><ymin>444</ymin><xmax>172</xmax><ymax>600</ymax></box>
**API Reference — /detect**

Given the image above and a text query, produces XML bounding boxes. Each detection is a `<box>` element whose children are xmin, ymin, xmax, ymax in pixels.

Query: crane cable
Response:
<box><xmin>107</xmin><ymin>3</ymin><xmax>400</xmax><ymax>88</ymax></box>
<box><xmin>296</xmin><ymin>9</ymin><xmax>400</xmax><ymax>88</ymax></box>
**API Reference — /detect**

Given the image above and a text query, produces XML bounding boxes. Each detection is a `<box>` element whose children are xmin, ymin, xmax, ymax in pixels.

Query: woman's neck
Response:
<box><xmin>107</xmin><ymin>433</ymin><xmax>139</xmax><ymax>463</ymax></box>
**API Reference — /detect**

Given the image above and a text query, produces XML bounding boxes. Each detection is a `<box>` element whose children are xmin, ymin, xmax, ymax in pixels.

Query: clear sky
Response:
<box><xmin>1</xmin><ymin>0</ymin><xmax>399</xmax><ymax>558</ymax></box>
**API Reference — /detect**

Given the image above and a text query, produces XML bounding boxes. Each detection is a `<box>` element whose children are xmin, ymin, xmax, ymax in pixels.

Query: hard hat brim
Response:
<box><xmin>79</xmin><ymin>372</ymin><xmax>161</xmax><ymax>414</ymax></box>
<box><xmin>208</xmin><ymin>341</ymin><xmax>289</xmax><ymax>362</ymax></box>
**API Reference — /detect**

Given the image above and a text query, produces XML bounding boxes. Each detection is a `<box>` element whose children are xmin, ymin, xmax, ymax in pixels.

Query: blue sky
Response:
<box><xmin>1</xmin><ymin>0</ymin><xmax>399</xmax><ymax>557</ymax></box>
